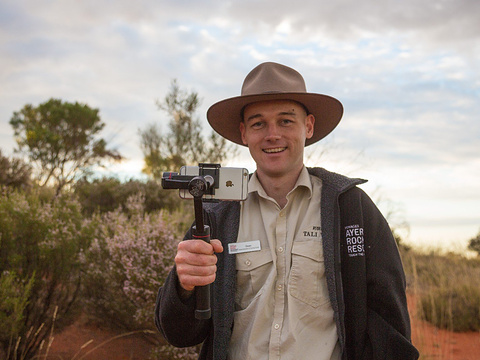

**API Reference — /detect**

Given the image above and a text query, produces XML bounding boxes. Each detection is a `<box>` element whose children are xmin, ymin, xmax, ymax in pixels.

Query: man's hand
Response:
<box><xmin>175</xmin><ymin>239</ymin><xmax>224</xmax><ymax>292</ymax></box>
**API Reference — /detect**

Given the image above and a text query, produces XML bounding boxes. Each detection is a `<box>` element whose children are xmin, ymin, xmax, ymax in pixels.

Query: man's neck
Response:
<box><xmin>256</xmin><ymin>166</ymin><xmax>304</xmax><ymax>208</ymax></box>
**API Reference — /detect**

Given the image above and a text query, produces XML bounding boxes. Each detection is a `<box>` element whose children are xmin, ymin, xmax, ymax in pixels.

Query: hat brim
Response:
<box><xmin>207</xmin><ymin>92</ymin><xmax>343</xmax><ymax>146</ymax></box>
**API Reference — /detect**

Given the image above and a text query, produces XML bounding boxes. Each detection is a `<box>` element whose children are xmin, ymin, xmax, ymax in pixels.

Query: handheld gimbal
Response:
<box><xmin>161</xmin><ymin>163</ymin><xmax>221</xmax><ymax>320</ymax></box>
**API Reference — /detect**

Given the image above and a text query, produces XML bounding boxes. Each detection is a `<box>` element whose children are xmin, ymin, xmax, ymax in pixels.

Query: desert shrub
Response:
<box><xmin>402</xmin><ymin>249</ymin><xmax>480</xmax><ymax>332</ymax></box>
<box><xmin>81</xmin><ymin>194</ymin><xmax>181</xmax><ymax>332</ymax></box>
<box><xmin>421</xmin><ymin>284</ymin><xmax>480</xmax><ymax>332</ymax></box>
<box><xmin>0</xmin><ymin>150</ymin><xmax>32</xmax><ymax>190</ymax></box>
<box><xmin>468</xmin><ymin>229</ymin><xmax>480</xmax><ymax>256</ymax></box>
<box><xmin>81</xmin><ymin>194</ymin><xmax>200</xmax><ymax>359</ymax></box>
<box><xmin>0</xmin><ymin>271</ymin><xmax>34</xmax><ymax>358</ymax></box>
<box><xmin>74</xmin><ymin>177</ymin><xmax>181</xmax><ymax>215</ymax></box>
<box><xmin>0</xmin><ymin>190</ymin><xmax>92</xmax><ymax>359</ymax></box>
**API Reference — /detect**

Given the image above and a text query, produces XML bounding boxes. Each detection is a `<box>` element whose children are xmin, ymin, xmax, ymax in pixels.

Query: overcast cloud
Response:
<box><xmin>1</xmin><ymin>0</ymin><xmax>479</xmax><ymax>251</ymax></box>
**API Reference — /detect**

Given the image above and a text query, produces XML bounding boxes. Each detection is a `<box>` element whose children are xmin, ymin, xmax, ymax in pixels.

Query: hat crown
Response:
<box><xmin>241</xmin><ymin>62</ymin><xmax>307</xmax><ymax>96</ymax></box>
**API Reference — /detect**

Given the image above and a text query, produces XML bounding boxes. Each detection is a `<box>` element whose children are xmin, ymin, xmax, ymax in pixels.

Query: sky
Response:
<box><xmin>1</xmin><ymin>0</ymin><xmax>479</xmax><ymax>253</ymax></box>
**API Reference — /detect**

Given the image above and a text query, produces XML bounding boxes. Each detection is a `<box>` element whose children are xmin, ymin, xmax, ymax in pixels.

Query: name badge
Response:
<box><xmin>228</xmin><ymin>240</ymin><xmax>261</xmax><ymax>255</ymax></box>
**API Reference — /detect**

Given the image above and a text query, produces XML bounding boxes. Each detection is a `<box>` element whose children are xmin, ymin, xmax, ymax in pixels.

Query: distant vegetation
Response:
<box><xmin>401</xmin><ymin>247</ymin><xmax>480</xmax><ymax>332</ymax></box>
<box><xmin>468</xmin><ymin>229</ymin><xmax>480</xmax><ymax>256</ymax></box>
<box><xmin>139</xmin><ymin>79</ymin><xmax>237</xmax><ymax>177</ymax></box>
<box><xmin>0</xmin><ymin>80</ymin><xmax>239</xmax><ymax>359</ymax></box>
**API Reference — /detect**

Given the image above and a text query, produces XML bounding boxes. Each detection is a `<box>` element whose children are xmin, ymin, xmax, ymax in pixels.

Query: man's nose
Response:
<box><xmin>265</xmin><ymin>124</ymin><xmax>281</xmax><ymax>141</ymax></box>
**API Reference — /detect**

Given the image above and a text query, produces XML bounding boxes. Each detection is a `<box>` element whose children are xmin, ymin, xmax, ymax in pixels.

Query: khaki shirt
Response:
<box><xmin>228</xmin><ymin>167</ymin><xmax>341</xmax><ymax>360</ymax></box>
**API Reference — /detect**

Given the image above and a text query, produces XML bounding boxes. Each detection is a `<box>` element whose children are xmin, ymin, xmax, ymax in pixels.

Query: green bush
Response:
<box><xmin>74</xmin><ymin>177</ymin><xmax>181</xmax><ymax>215</ymax></box>
<box><xmin>421</xmin><ymin>284</ymin><xmax>480</xmax><ymax>332</ymax></box>
<box><xmin>0</xmin><ymin>271</ymin><xmax>34</xmax><ymax>358</ymax></box>
<box><xmin>402</xmin><ymin>249</ymin><xmax>480</xmax><ymax>332</ymax></box>
<box><xmin>0</xmin><ymin>190</ymin><xmax>92</xmax><ymax>359</ymax></box>
<box><xmin>0</xmin><ymin>150</ymin><xmax>32</xmax><ymax>190</ymax></box>
<box><xmin>468</xmin><ymin>229</ymin><xmax>480</xmax><ymax>256</ymax></box>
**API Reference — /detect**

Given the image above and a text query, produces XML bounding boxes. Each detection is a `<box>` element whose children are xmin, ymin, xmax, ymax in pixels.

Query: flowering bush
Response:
<box><xmin>0</xmin><ymin>189</ymin><xmax>91</xmax><ymax>359</ymax></box>
<box><xmin>81</xmin><ymin>194</ymin><xmax>203</xmax><ymax>358</ymax></box>
<box><xmin>81</xmin><ymin>194</ymin><xmax>180</xmax><ymax>331</ymax></box>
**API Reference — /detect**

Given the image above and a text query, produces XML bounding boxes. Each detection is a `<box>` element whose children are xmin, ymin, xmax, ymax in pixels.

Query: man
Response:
<box><xmin>155</xmin><ymin>62</ymin><xmax>419</xmax><ymax>360</ymax></box>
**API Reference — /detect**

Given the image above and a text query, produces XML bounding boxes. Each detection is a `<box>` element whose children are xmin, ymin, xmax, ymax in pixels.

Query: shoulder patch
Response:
<box><xmin>344</xmin><ymin>224</ymin><xmax>365</xmax><ymax>257</ymax></box>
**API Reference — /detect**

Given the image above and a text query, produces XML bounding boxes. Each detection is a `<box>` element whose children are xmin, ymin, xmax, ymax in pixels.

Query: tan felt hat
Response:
<box><xmin>207</xmin><ymin>62</ymin><xmax>343</xmax><ymax>146</ymax></box>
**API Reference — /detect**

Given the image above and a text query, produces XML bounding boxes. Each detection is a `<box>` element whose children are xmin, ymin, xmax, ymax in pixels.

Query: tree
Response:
<box><xmin>468</xmin><ymin>229</ymin><xmax>480</xmax><ymax>256</ymax></box>
<box><xmin>0</xmin><ymin>149</ymin><xmax>32</xmax><ymax>190</ymax></box>
<box><xmin>139</xmin><ymin>80</ymin><xmax>237</xmax><ymax>178</ymax></box>
<box><xmin>9</xmin><ymin>98</ymin><xmax>123</xmax><ymax>193</ymax></box>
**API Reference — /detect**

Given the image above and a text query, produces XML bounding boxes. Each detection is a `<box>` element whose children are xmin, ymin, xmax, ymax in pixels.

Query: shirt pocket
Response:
<box><xmin>235</xmin><ymin>249</ymin><xmax>273</xmax><ymax>310</ymax></box>
<box><xmin>288</xmin><ymin>241</ymin><xmax>329</xmax><ymax>308</ymax></box>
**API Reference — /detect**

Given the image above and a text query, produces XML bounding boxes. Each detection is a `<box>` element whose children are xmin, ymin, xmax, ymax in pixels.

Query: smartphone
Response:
<box><xmin>179</xmin><ymin>166</ymin><xmax>249</xmax><ymax>201</ymax></box>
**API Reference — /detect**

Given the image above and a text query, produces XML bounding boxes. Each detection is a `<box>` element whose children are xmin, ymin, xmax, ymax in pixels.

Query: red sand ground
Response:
<box><xmin>408</xmin><ymin>295</ymin><xmax>480</xmax><ymax>360</ymax></box>
<box><xmin>46</xmin><ymin>296</ymin><xmax>480</xmax><ymax>360</ymax></box>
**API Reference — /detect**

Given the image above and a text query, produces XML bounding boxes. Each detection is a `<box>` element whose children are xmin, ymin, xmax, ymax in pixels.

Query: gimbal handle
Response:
<box><xmin>190</xmin><ymin>177</ymin><xmax>213</xmax><ymax>320</ymax></box>
<box><xmin>192</xmin><ymin>224</ymin><xmax>211</xmax><ymax>320</ymax></box>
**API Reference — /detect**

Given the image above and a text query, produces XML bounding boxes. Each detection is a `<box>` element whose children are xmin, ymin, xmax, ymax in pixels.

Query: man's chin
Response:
<box><xmin>257</xmin><ymin>166</ymin><xmax>289</xmax><ymax>179</ymax></box>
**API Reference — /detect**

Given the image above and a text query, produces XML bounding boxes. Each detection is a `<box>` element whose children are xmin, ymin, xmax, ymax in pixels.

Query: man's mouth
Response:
<box><xmin>263</xmin><ymin>147</ymin><xmax>287</xmax><ymax>154</ymax></box>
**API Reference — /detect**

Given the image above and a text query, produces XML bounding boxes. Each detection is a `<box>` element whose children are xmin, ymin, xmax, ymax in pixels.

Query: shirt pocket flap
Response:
<box><xmin>236</xmin><ymin>249</ymin><xmax>273</xmax><ymax>271</ymax></box>
<box><xmin>291</xmin><ymin>241</ymin><xmax>324</xmax><ymax>262</ymax></box>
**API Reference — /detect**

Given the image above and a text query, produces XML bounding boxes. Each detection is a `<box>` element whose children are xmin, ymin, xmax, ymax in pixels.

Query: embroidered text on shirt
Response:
<box><xmin>303</xmin><ymin>225</ymin><xmax>321</xmax><ymax>238</ymax></box>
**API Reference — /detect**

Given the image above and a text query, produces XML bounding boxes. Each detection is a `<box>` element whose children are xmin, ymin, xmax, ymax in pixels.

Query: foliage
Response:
<box><xmin>73</xmin><ymin>177</ymin><xmax>183</xmax><ymax>216</ymax></box>
<box><xmin>401</xmin><ymin>249</ymin><xmax>480</xmax><ymax>332</ymax></box>
<box><xmin>0</xmin><ymin>271</ymin><xmax>34</xmax><ymax>358</ymax></box>
<box><xmin>0</xmin><ymin>190</ymin><xmax>93</xmax><ymax>359</ymax></box>
<box><xmin>467</xmin><ymin>229</ymin><xmax>480</xmax><ymax>256</ymax></box>
<box><xmin>421</xmin><ymin>284</ymin><xmax>480</xmax><ymax>332</ymax></box>
<box><xmin>9</xmin><ymin>98</ymin><xmax>123</xmax><ymax>193</ymax></box>
<box><xmin>81</xmin><ymin>194</ymin><xmax>181</xmax><ymax>335</ymax></box>
<box><xmin>0</xmin><ymin>149</ymin><xmax>32</xmax><ymax>190</ymax></box>
<box><xmin>139</xmin><ymin>80</ymin><xmax>237</xmax><ymax>177</ymax></box>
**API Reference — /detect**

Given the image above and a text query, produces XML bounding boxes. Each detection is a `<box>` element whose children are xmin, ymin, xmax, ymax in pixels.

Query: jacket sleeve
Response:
<box><xmin>154</xmin><ymin>229</ymin><xmax>212</xmax><ymax>348</ymax></box>
<box><xmin>340</xmin><ymin>188</ymin><xmax>419</xmax><ymax>359</ymax></box>
<box><xmin>363</xmin><ymin>189</ymin><xmax>418</xmax><ymax>359</ymax></box>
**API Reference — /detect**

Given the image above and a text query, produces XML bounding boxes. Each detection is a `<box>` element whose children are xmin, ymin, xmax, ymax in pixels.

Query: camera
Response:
<box><xmin>162</xmin><ymin>163</ymin><xmax>249</xmax><ymax>201</ymax></box>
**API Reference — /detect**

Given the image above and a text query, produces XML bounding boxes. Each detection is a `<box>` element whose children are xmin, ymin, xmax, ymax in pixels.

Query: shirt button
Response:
<box><xmin>277</xmin><ymin>284</ymin><xmax>283</xmax><ymax>291</ymax></box>
<box><xmin>245</xmin><ymin>260</ymin><xmax>251</xmax><ymax>266</ymax></box>
<box><xmin>274</xmin><ymin>324</ymin><xmax>280</xmax><ymax>330</ymax></box>
<box><xmin>278</xmin><ymin>247</ymin><xmax>284</xmax><ymax>253</ymax></box>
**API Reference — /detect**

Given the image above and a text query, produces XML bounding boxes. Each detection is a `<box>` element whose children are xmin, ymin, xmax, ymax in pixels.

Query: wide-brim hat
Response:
<box><xmin>207</xmin><ymin>62</ymin><xmax>343</xmax><ymax>146</ymax></box>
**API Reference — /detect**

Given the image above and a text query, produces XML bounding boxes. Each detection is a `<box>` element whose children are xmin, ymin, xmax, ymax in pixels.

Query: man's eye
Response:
<box><xmin>251</xmin><ymin>122</ymin><xmax>263</xmax><ymax>128</ymax></box>
<box><xmin>281</xmin><ymin>119</ymin><xmax>293</xmax><ymax>125</ymax></box>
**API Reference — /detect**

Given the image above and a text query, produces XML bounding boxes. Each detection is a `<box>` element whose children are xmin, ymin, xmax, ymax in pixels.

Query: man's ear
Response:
<box><xmin>239</xmin><ymin>121</ymin><xmax>248</xmax><ymax>145</ymax></box>
<box><xmin>305</xmin><ymin>114</ymin><xmax>315</xmax><ymax>139</ymax></box>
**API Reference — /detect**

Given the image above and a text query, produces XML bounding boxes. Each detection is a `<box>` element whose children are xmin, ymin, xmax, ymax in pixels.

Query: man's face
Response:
<box><xmin>239</xmin><ymin>99</ymin><xmax>315</xmax><ymax>179</ymax></box>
